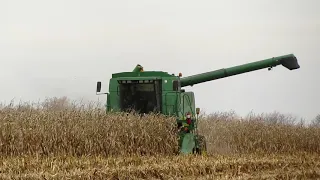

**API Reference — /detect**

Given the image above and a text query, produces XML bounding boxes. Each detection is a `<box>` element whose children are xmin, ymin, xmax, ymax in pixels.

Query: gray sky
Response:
<box><xmin>1</xmin><ymin>0</ymin><xmax>319</xmax><ymax>121</ymax></box>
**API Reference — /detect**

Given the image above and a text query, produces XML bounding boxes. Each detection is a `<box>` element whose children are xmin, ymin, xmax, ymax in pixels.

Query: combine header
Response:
<box><xmin>96</xmin><ymin>54</ymin><xmax>300</xmax><ymax>154</ymax></box>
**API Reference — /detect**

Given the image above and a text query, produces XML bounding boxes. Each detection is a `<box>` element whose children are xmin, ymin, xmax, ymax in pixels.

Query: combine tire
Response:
<box><xmin>194</xmin><ymin>135</ymin><xmax>207</xmax><ymax>155</ymax></box>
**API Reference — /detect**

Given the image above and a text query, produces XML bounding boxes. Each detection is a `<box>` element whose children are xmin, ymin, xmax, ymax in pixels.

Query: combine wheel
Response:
<box><xmin>194</xmin><ymin>135</ymin><xmax>207</xmax><ymax>155</ymax></box>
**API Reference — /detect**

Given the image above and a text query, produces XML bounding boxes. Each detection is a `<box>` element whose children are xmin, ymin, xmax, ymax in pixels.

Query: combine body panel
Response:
<box><xmin>96</xmin><ymin>54</ymin><xmax>300</xmax><ymax>155</ymax></box>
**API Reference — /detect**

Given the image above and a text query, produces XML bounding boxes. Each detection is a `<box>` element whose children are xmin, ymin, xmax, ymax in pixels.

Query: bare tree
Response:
<box><xmin>41</xmin><ymin>96</ymin><xmax>72</xmax><ymax>111</ymax></box>
<box><xmin>311</xmin><ymin>114</ymin><xmax>320</xmax><ymax>127</ymax></box>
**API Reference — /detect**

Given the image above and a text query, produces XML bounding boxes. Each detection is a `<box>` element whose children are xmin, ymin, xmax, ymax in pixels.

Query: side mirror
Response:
<box><xmin>96</xmin><ymin>82</ymin><xmax>101</xmax><ymax>92</ymax></box>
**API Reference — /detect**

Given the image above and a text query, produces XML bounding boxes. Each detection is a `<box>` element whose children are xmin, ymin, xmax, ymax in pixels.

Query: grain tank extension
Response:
<box><xmin>96</xmin><ymin>54</ymin><xmax>300</xmax><ymax>154</ymax></box>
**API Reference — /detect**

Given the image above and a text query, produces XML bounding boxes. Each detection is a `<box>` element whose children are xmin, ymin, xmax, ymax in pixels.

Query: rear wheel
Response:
<box><xmin>194</xmin><ymin>135</ymin><xmax>207</xmax><ymax>155</ymax></box>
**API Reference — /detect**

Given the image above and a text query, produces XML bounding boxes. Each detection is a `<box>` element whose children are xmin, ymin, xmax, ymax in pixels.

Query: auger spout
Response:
<box><xmin>180</xmin><ymin>54</ymin><xmax>300</xmax><ymax>87</ymax></box>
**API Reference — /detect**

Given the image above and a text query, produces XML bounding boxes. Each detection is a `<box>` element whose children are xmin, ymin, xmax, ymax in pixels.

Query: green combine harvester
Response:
<box><xmin>96</xmin><ymin>54</ymin><xmax>300</xmax><ymax>155</ymax></box>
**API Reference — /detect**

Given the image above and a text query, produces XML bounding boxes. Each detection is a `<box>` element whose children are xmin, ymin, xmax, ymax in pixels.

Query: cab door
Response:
<box><xmin>180</xmin><ymin>92</ymin><xmax>195</xmax><ymax>117</ymax></box>
<box><xmin>164</xmin><ymin>92</ymin><xmax>179</xmax><ymax>116</ymax></box>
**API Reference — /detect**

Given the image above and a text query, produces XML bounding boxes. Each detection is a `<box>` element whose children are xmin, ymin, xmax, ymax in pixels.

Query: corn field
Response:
<box><xmin>0</xmin><ymin>98</ymin><xmax>320</xmax><ymax>179</ymax></box>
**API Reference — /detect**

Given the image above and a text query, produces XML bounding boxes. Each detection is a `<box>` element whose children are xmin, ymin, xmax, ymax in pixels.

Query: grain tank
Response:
<box><xmin>96</xmin><ymin>54</ymin><xmax>300</xmax><ymax>154</ymax></box>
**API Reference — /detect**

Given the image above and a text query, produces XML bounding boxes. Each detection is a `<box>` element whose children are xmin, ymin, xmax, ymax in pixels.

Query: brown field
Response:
<box><xmin>1</xmin><ymin>154</ymin><xmax>320</xmax><ymax>179</ymax></box>
<box><xmin>0</xmin><ymin>98</ymin><xmax>320</xmax><ymax>179</ymax></box>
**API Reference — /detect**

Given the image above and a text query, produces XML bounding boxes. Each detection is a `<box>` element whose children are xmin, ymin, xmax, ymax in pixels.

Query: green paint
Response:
<box><xmin>96</xmin><ymin>54</ymin><xmax>300</xmax><ymax>155</ymax></box>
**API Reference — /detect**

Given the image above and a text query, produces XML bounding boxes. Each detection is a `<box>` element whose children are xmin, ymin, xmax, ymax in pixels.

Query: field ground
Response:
<box><xmin>1</xmin><ymin>153</ymin><xmax>320</xmax><ymax>179</ymax></box>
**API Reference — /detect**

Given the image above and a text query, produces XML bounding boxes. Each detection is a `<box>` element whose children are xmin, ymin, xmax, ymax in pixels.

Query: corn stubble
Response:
<box><xmin>1</xmin><ymin>154</ymin><xmax>320</xmax><ymax>179</ymax></box>
<box><xmin>0</xmin><ymin>101</ymin><xmax>320</xmax><ymax>179</ymax></box>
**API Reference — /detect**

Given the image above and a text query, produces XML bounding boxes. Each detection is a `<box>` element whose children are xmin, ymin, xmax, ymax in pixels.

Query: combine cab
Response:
<box><xmin>96</xmin><ymin>54</ymin><xmax>300</xmax><ymax>154</ymax></box>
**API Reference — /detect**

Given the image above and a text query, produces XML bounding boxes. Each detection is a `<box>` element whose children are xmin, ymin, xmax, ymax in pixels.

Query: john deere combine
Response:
<box><xmin>96</xmin><ymin>54</ymin><xmax>300</xmax><ymax>154</ymax></box>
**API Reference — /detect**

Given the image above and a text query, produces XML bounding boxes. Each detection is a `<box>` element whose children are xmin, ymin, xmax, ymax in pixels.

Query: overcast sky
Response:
<box><xmin>1</xmin><ymin>0</ymin><xmax>319</xmax><ymax>121</ymax></box>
